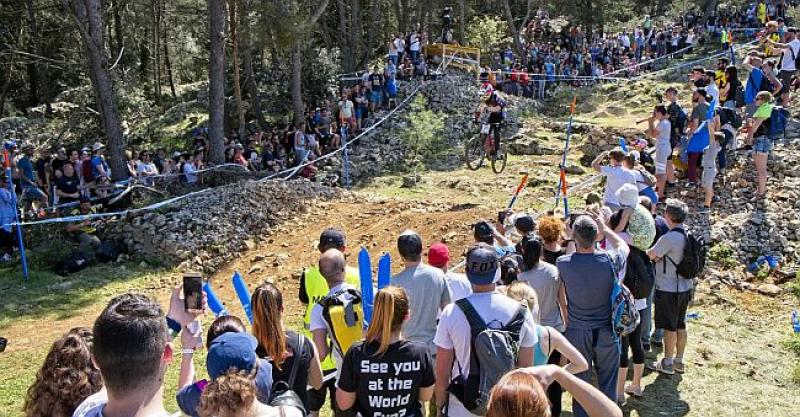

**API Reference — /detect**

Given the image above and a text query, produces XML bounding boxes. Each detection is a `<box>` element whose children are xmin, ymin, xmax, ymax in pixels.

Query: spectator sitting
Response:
<box><xmin>55</xmin><ymin>162</ymin><xmax>82</xmax><ymax>206</ymax></box>
<box><xmin>176</xmin><ymin>316</ymin><xmax>275</xmax><ymax>417</ymax></box>
<box><xmin>65</xmin><ymin>196</ymin><xmax>102</xmax><ymax>260</ymax></box>
<box><xmin>23</xmin><ymin>327</ymin><xmax>102</xmax><ymax>417</ymax></box>
<box><xmin>262</xmin><ymin>143</ymin><xmax>281</xmax><ymax>173</ymax></box>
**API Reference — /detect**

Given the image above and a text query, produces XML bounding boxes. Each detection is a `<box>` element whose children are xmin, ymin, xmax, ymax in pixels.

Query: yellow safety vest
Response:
<box><xmin>721</xmin><ymin>30</ymin><xmax>728</xmax><ymax>44</ymax></box>
<box><xmin>715</xmin><ymin>69</ymin><xmax>727</xmax><ymax>89</ymax></box>
<box><xmin>302</xmin><ymin>265</ymin><xmax>360</xmax><ymax>371</ymax></box>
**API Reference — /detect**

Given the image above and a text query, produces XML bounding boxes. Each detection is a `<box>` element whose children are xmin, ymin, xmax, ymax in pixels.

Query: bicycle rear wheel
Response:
<box><xmin>491</xmin><ymin>146</ymin><xmax>507</xmax><ymax>174</ymax></box>
<box><xmin>464</xmin><ymin>135</ymin><xmax>485</xmax><ymax>171</ymax></box>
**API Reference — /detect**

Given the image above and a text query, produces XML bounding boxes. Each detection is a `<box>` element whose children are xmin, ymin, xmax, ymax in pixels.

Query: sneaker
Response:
<box><xmin>698</xmin><ymin>205</ymin><xmax>711</xmax><ymax>214</ymax></box>
<box><xmin>651</xmin><ymin>338</ymin><xmax>663</xmax><ymax>347</ymax></box>
<box><xmin>625</xmin><ymin>385</ymin><xmax>644</xmax><ymax>397</ymax></box>
<box><xmin>646</xmin><ymin>359</ymin><xmax>675</xmax><ymax>375</ymax></box>
<box><xmin>673</xmin><ymin>361</ymin><xmax>685</xmax><ymax>374</ymax></box>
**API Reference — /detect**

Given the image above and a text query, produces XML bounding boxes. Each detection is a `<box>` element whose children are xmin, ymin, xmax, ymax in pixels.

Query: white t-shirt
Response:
<box><xmin>706</xmin><ymin>82</ymin><xmax>720</xmax><ymax>106</ymax></box>
<box><xmin>600</xmin><ymin>165</ymin><xmax>637</xmax><ymax>207</ymax></box>
<box><xmin>656</xmin><ymin>119</ymin><xmax>671</xmax><ymax>149</ymax></box>
<box><xmin>781</xmin><ymin>39</ymin><xmax>800</xmax><ymax>71</ymax></box>
<box><xmin>136</xmin><ymin>161</ymin><xmax>157</xmax><ymax>176</ymax></box>
<box><xmin>434</xmin><ymin>292</ymin><xmax>537</xmax><ymax>417</ymax></box>
<box><xmin>394</xmin><ymin>37</ymin><xmax>405</xmax><ymax>53</ymax></box>
<box><xmin>72</xmin><ymin>390</ymin><xmax>179</xmax><ymax>417</ymax></box>
<box><xmin>444</xmin><ymin>272</ymin><xmax>472</xmax><ymax>302</ymax></box>
<box><xmin>338</xmin><ymin>100</ymin><xmax>354</xmax><ymax>118</ymax></box>
<box><xmin>410</xmin><ymin>34</ymin><xmax>421</xmax><ymax>52</ymax></box>
<box><xmin>309</xmin><ymin>282</ymin><xmax>359</xmax><ymax>372</ymax></box>
<box><xmin>182</xmin><ymin>161</ymin><xmax>198</xmax><ymax>184</ymax></box>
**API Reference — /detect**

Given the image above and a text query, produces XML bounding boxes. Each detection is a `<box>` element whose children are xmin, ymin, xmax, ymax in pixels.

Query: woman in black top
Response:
<box><xmin>720</xmin><ymin>65</ymin><xmax>741</xmax><ymax>109</ymax></box>
<box><xmin>537</xmin><ymin>215</ymin><xmax>566</xmax><ymax>265</ymax></box>
<box><xmin>251</xmin><ymin>282</ymin><xmax>323</xmax><ymax>410</ymax></box>
<box><xmin>336</xmin><ymin>286</ymin><xmax>435</xmax><ymax>417</ymax></box>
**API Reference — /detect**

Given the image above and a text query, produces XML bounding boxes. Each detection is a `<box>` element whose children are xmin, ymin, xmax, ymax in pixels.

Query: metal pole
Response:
<box><xmin>341</xmin><ymin>125</ymin><xmax>350</xmax><ymax>189</ymax></box>
<box><xmin>4</xmin><ymin>150</ymin><xmax>29</xmax><ymax>280</ymax></box>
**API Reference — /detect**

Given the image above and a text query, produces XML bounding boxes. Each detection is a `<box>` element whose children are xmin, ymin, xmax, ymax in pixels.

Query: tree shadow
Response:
<box><xmin>623</xmin><ymin>373</ymin><xmax>690</xmax><ymax>417</ymax></box>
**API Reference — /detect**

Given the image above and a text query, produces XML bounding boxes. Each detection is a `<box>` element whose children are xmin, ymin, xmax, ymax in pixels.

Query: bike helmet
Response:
<box><xmin>3</xmin><ymin>140</ymin><xmax>16</xmax><ymax>151</ymax></box>
<box><xmin>479</xmin><ymin>84</ymin><xmax>494</xmax><ymax>102</ymax></box>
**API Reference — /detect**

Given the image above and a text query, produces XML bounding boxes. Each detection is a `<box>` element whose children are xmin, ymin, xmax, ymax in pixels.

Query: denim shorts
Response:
<box><xmin>753</xmin><ymin>136</ymin><xmax>773</xmax><ymax>154</ymax></box>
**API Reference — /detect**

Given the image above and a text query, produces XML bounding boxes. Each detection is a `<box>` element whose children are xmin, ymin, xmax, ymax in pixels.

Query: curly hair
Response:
<box><xmin>536</xmin><ymin>216</ymin><xmax>564</xmax><ymax>244</ymax></box>
<box><xmin>197</xmin><ymin>370</ymin><xmax>256</xmax><ymax>417</ymax></box>
<box><xmin>23</xmin><ymin>327</ymin><xmax>103</xmax><ymax>417</ymax></box>
<box><xmin>487</xmin><ymin>370</ymin><xmax>551</xmax><ymax>417</ymax></box>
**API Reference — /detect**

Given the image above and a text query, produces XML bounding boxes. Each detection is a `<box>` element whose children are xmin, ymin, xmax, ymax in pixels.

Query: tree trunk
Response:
<box><xmin>501</xmin><ymin>0</ymin><xmax>525</xmax><ymax>61</ymax></box>
<box><xmin>459</xmin><ymin>0</ymin><xmax>466</xmax><ymax>44</ymax></box>
<box><xmin>290</xmin><ymin>39</ymin><xmax>304</xmax><ymax>125</ymax></box>
<box><xmin>162</xmin><ymin>5</ymin><xmax>177</xmax><ymax>98</ymax></box>
<box><xmin>702</xmin><ymin>0</ymin><xmax>717</xmax><ymax>20</ymax></box>
<box><xmin>26</xmin><ymin>0</ymin><xmax>52</xmax><ymax>113</ymax></box>
<box><xmin>208</xmin><ymin>0</ymin><xmax>227</xmax><ymax>164</ymax></box>
<box><xmin>362</xmin><ymin>0</ymin><xmax>380</xmax><ymax>66</ymax></box>
<box><xmin>152</xmin><ymin>0</ymin><xmax>162</xmax><ymax>103</ymax></box>
<box><xmin>337</xmin><ymin>0</ymin><xmax>354</xmax><ymax>72</ymax></box>
<box><xmin>240</xmin><ymin>0</ymin><xmax>266</xmax><ymax>129</ymax></box>
<box><xmin>69</xmin><ymin>0</ymin><xmax>128</xmax><ymax>182</ymax></box>
<box><xmin>229</xmin><ymin>0</ymin><xmax>246</xmax><ymax>140</ymax></box>
<box><xmin>113</xmin><ymin>0</ymin><xmax>124</xmax><ymax>70</ymax></box>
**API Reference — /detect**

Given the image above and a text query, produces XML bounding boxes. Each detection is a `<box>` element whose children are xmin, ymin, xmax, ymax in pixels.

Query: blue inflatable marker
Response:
<box><xmin>619</xmin><ymin>137</ymin><xmax>628</xmax><ymax>152</ymax></box>
<box><xmin>377</xmin><ymin>253</ymin><xmax>392</xmax><ymax>289</ymax></box>
<box><xmin>203</xmin><ymin>282</ymin><xmax>228</xmax><ymax>317</ymax></box>
<box><xmin>358</xmin><ymin>247</ymin><xmax>374</xmax><ymax>324</ymax></box>
<box><xmin>232</xmin><ymin>272</ymin><xmax>253</xmax><ymax>324</ymax></box>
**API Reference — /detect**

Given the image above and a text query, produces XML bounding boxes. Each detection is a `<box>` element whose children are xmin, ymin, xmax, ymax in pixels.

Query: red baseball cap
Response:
<box><xmin>428</xmin><ymin>243</ymin><xmax>450</xmax><ymax>268</ymax></box>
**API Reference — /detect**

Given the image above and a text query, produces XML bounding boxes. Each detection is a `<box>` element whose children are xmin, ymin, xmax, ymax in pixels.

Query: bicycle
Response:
<box><xmin>464</xmin><ymin>121</ymin><xmax>507</xmax><ymax>174</ymax></box>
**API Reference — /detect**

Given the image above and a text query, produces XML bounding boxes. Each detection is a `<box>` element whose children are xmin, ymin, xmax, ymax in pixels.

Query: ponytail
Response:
<box><xmin>365</xmin><ymin>286</ymin><xmax>409</xmax><ymax>356</ymax></box>
<box><xmin>251</xmin><ymin>282</ymin><xmax>287</xmax><ymax>370</ymax></box>
<box><xmin>520</xmin><ymin>234</ymin><xmax>542</xmax><ymax>270</ymax></box>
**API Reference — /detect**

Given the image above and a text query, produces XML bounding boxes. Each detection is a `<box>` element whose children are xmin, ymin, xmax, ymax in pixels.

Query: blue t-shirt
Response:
<box><xmin>544</xmin><ymin>62</ymin><xmax>555</xmax><ymax>81</ymax></box>
<box><xmin>91</xmin><ymin>156</ymin><xmax>109</xmax><ymax>179</ymax></box>
<box><xmin>556</xmin><ymin>250</ymin><xmax>626</xmax><ymax>330</ymax></box>
<box><xmin>176</xmin><ymin>359</ymin><xmax>273</xmax><ymax>417</ymax></box>
<box><xmin>17</xmin><ymin>156</ymin><xmax>35</xmax><ymax>187</ymax></box>
<box><xmin>745</xmin><ymin>68</ymin><xmax>764</xmax><ymax>105</ymax></box>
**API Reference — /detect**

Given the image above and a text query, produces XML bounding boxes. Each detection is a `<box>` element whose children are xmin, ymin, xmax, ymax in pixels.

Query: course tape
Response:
<box><xmin>633</xmin><ymin>39</ymin><xmax>759</xmax><ymax>80</ymax></box>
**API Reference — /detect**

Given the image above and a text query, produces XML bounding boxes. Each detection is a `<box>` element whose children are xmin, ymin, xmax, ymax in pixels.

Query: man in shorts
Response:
<box><xmin>16</xmin><ymin>144</ymin><xmax>48</xmax><ymax>216</ymax></box>
<box><xmin>765</xmin><ymin>27</ymin><xmax>800</xmax><ymax>106</ymax></box>
<box><xmin>646</xmin><ymin>199</ymin><xmax>691</xmax><ymax>375</ymax></box>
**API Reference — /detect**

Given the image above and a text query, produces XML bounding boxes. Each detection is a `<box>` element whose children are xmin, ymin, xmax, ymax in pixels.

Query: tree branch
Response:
<box><xmin>307</xmin><ymin>0</ymin><xmax>329</xmax><ymax>26</ymax></box>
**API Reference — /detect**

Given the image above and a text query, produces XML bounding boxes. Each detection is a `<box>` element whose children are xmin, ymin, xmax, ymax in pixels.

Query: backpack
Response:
<box><xmin>608</xmin><ymin>253</ymin><xmax>641</xmax><ymax>339</ymax></box>
<box><xmin>447</xmin><ymin>299</ymin><xmax>527</xmax><ymax>416</ymax></box>
<box><xmin>666</xmin><ymin>228</ymin><xmax>707</xmax><ymax>281</ymax></box>
<box><xmin>780</xmin><ymin>42</ymin><xmax>800</xmax><ymax>71</ymax></box>
<box><xmin>668</xmin><ymin>104</ymin><xmax>687</xmax><ymax>147</ymax></box>
<box><xmin>768</xmin><ymin>106</ymin><xmax>790</xmax><ymax>141</ymax></box>
<box><xmin>56</xmin><ymin>251</ymin><xmax>91</xmax><ymax>276</ymax></box>
<box><xmin>269</xmin><ymin>333</ymin><xmax>307</xmax><ymax>416</ymax></box>
<box><xmin>734</xmin><ymin>83</ymin><xmax>746</xmax><ymax>108</ymax></box>
<box><xmin>624</xmin><ymin>246</ymin><xmax>656</xmax><ymax>300</ymax></box>
<box><xmin>95</xmin><ymin>240</ymin><xmax>122</xmax><ymax>263</ymax></box>
<box><xmin>318</xmin><ymin>288</ymin><xmax>364</xmax><ymax>357</ymax></box>
<box><xmin>717</xmin><ymin>106</ymin><xmax>742</xmax><ymax>129</ymax></box>
<box><xmin>748</xmin><ymin>70</ymin><xmax>772</xmax><ymax>94</ymax></box>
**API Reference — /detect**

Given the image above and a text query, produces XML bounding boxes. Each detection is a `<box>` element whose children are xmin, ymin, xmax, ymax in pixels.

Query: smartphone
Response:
<box><xmin>569</xmin><ymin>212</ymin><xmax>585</xmax><ymax>227</ymax></box>
<box><xmin>498</xmin><ymin>210</ymin><xmax>508</xmax><ymax>224</ymax></box>
<box><xmin>183</xmin><ymin>272</ymin><xmax>204</xmax><ymax>313</ymax></box>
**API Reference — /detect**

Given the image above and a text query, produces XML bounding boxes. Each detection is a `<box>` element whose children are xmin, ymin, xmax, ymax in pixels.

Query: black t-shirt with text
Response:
<box><xmin>338</xmin><ymin>340</ymin><xmax>434</xmax><ymax>417</ymax></box>
<box><xmin>56</xmin><ymin>174</ymin><xmax>80</xmax><ymax>197</ymax></box>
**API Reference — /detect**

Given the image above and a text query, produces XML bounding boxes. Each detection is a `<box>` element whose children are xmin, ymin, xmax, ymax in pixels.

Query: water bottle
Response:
<box><xmin>792</xmin><ymin>310</ymin><xmax>800</xmax><ymax>334</ymax></box>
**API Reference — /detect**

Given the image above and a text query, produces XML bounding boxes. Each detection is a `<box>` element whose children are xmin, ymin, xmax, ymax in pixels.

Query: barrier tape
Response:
<box><xmin>633</xmin><ymin>39</ymin><xmax>759</xmax><ymax>80</ymax></box>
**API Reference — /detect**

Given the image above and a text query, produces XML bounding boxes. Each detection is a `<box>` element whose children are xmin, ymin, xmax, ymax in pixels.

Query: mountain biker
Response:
<box><xmin>475</xmin><ymin>86</ymin><xmax>507</xmax><ymax>156</ymax></box>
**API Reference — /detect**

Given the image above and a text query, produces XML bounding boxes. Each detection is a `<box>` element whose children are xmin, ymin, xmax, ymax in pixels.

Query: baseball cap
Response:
<box><xmin>465</xmin><ymin>243</ymin><xmax>499</xmax><ymax>285</ymax></box>
<box><xmin>512</xmin><ymin>214</ymin><xmax>536</xmax><ymax>234</ymax></box>
<box><xmin>319</xmin><ymin>228</ymin><xmax>346</xmax><ymax>250</ymax></box>
<box><xmin>206</xmin><ymin>332</ymin><xmax>260</xmax><ymax>379</ymax></box>
<box><xmin>427</xmin><ymin>243</ymin><xmax>450</xmax><ymax>268</ymax></box>
<box><xmin>92</xmin><ymin>142</ymin><xmax>105</xmax><ymax>152</ymax></box>
<box><xmin>473</xmin><ymin>220</ymin><xmax>494</xmax><ymax>239</ymax></box>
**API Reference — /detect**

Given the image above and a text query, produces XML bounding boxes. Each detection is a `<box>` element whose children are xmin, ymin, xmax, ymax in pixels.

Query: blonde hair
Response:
<box><xmin>251</xmin><ymin>282</ymin><xmax>287</xmax><ymax>370</ymax></box>
<box><xmin>756</xmin><ymin>91</ymin><xmax>773</xmax><ymax>103</ymax></box>
<box><xmin>197</xmin><ymin>370</ymin><xmax>256</xmax><ymax>417</ymax></box>
<box><xmin>365</xmin><ymin>286</ymin><xmax>409</xmax><ymax>356</ymax></box>
<box><xmin>505</xmin><ymin>281</ymin><xmax>540</xmax><ymax>323</ymax></box>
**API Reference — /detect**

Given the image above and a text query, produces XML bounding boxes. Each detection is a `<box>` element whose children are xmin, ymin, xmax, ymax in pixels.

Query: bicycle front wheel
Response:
<box><xmin>464</xmin><ymin>135</ymin><xmax>486</xmax><ymax>171</ymax></box>
<box><xmin>491</xmin><ymin>147</ymin><xmax>507</xmax><ymax>174</ymax></box>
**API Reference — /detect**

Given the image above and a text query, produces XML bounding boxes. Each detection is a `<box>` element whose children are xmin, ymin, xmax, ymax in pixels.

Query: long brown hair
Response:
<box><xmin>23</xmin><ymin>327</ymin><xmax>103</xmax><ymax>417</ymax></box>
<box><xmin>365</xmin><ymin>286</ymin><xmax>409</xmax><ymax>356</ymax></box>
<box><xmin>197</xmin><ymin>370</ymin><xmax>256</xmax><ymax>417</ymax></box>
<box><xmin>486</xmin><ymin>370</ymin><xmax>551</xmax><ymax>417</ymax></box>
<box><xmin>251</xmin><ymin>281</ymin><xmax>287</xmax><ymax>369</ymax></box>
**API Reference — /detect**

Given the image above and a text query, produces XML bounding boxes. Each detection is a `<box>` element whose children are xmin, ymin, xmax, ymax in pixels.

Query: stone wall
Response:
<box><xmin>104</xmin><ymin>179</ymin><xmax>342</xmax><ymax>273</ymax></box>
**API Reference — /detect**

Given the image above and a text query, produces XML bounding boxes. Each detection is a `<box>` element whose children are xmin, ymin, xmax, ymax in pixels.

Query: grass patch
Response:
<box><xmin>792</xmin><ymin>363</ymin><xmax>800</xmax><ymax>385</ymax></box>
<box><xmin>784</xmin><ymin>334</ymin><xmax>800</xmax><ymax>357</ymax></box>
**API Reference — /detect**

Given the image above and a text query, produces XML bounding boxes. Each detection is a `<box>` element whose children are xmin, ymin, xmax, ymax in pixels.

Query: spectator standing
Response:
<box><xmin>24</xmin><ymin>327</ymin><xmax>101</xmax><ymax>417</ymax></box>
<box><xmin>557</xmin><ymin>212</ymin><xmax>629</xmax><ymax>415</ymax></box>
<box><xmin>665</xmin><ymin>87</ymin><xmax>685</xmax><ymax>187</ymax></box>
<box><xmin>197</xmin><ymin>368</ymin><xmax>303</xmax><ymax>417</ymax></box>
<box><xmin>136</xmin><ymin>151</ymin><xmax>159</xmax><ymax>186</ymax></box>
<box><xmin>17</xmin><ymin>144</ymin><xmax>49</xmax><ymax>213</ymax></box>
<box><xmin>537</xmin><ymin>215</ymin><xmax>566</xmax><ymax>265</ymax></box>
<box><xmin>55</xmin><ymin>163</ymin><xmax>81</xmax><ymax>206</ymax></box>
<box><xmin>746</xmin><ymin>91</ymin><xmax>775</xmax><ymax>198</ymax></box>
<box><xmin>591</xmin><ymin>149</ymin><xmax>636</xmax><ymax>210</ymax></box>
<box><xmin>336</xmin><ymin>286</ymin><xmax>435</xmax><ymax>417</ymax></box>
<box><xmin>433</xmin><ymin>243</ymin><xmax>537</xmax><ymax>417</ymax></box>
<box><xmin>252</xmin><ymin>282</ymin><xmax>323</xmax><ymax>411</ymax></box>
<box><xmin>646</xmin><ymin>199</ymin><xmax>691</xmax><ymax>375</ymax></box>
<box><xmin>743</xmin><ymin>53</ymin><xmax>767</xmax><ymax>117</ymax></box>
<box><xmin>427</xmin><ymin>242</ymin><xmax>472</xmax><ymax>302</ymax></box>
<box><xmin>766</xmin><ymin>26</ymin><xmax>800</xmax><ymax>106</ymax></box>
<box><xmin>391</xmin><ymin>231</ymin><xmax>451</xmax><ymax>352</ymax></box>
<box><xmin>685</xmin><ymin>88</ymin><xmax>710</xmax><ymax>184</ymax></box>
<box><xmin>473</xmin><ymin>220</ymin><xmax>516</xmax><ymax>256</ymax></box>
<box><xmin>0</xmin><ymin>175</ymin><xmax>15</xmax><ymax>261</ymax></box>
<box><xmin>701</xmin><ymin>132</ymin><xmax>723</xmax><ymax>213</ymax></box>
<box><xmin>647</xmin><ymin>105</ymin><xmax>672</xmax><ymax>199</ymax></box>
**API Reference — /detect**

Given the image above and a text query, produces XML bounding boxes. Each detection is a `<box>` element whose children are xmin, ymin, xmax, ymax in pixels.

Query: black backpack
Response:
<box><xmin>717</xmin><ymin>106</ymin><xmax>742</xmax><ymax>129</ymax></box>
<box><xmin>268</xmin><ymin>333</ymin><xmax>307</xmax><ymax>416</ymax></box>
<box><xmin>666</xmin><ymin>228</ymin><xmax>707</xmax><ymax>281</ymax></box>
<box><xmin>624</xmin><ymin>246</ymin><xmax>656</xmax><ymax>299</ymax></box>
<box><xmin>55</xmin><ymin>251</ymin><xmax>91</xmax><ymax>276</ymax></box>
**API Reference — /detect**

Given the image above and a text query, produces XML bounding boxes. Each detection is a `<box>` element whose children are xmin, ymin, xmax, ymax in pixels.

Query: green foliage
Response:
<box><xmin>708</xmin><ymin>243</ymin><xmax>738</xmax><ymax>269</ymax></box>
<box><xmin>786</xmin><ymin>6</ymin><xmax>800</xmax><ymax>26</ymax></box>
<box><xmin>465</xmin><ymin>16</ymin><xmax>510</xmax><ymax>56</ymax></box>
<box><xmin>789</xmin><ymin>272</ymin><xmax>800</xmax><ymax>300</ymax></box>
<box><xmin>784</xmin><ymin>334</ymin><xmax>800</xmax><ymax>357</ymax></box>
<box><xmin>401</xmin><ymin>95</ymin><xmax>445</xmax><ymax>171</ymax></box>
<box><xmin>792</xmin><ymin>362</ymin><xmax>800</xmax><ymax>385</ymax></box>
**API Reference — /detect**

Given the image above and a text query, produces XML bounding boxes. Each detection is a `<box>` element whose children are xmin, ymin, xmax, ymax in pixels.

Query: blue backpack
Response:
<box><xmin>768</xmin><ymin>106</ymin><xmax>790</xmax><ymax>141</ymax></box>
<box><xmin>606</xmin><ymin>254</ymin><xmax>641</xmax><ymax>341</ymax></box>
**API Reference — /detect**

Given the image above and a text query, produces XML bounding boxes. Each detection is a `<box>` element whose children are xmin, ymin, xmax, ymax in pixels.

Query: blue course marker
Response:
<box><xmin>377</xmin><ymin>253</ymin><xmax>392</xmax><ymax>289</ymax></box>
<box><xmin>232</xmin><ymin>272</ymin><xmax>253</xmax><ymax>324</ymax></box>
<box><xmin>203</xmin><ymin>282</ymin><xmax>228</xmax><ymax>317</ymax></box>
<box><xmin>359</xmin><ymin>247</ymin><xmax>374</xmax><ymax>324</ymax></box>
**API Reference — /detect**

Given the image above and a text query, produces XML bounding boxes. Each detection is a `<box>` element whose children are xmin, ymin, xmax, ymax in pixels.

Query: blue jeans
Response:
<box><xmin>641</xmin><ymin>287</ymin><xmax>654</xmax><ymax>345</ymax></box>
<box><xmin>565</xmin><ymin>326</ymin><xmax>620</xmax><ymax>417</ymax></box>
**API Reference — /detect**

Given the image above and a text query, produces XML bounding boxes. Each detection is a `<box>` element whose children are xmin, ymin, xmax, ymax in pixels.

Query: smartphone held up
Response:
<box><xmin>183</xmin><ymin>272</ymin><xmax>204</xmax><ymax>313</ymax></box>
